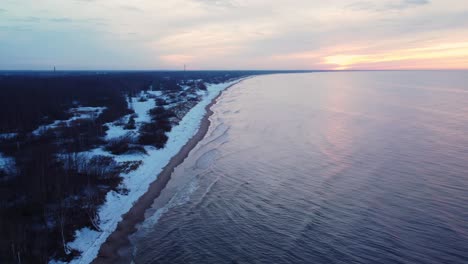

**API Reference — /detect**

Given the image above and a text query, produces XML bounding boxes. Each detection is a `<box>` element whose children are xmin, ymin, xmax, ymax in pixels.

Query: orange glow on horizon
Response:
<box><xmin>323</xmin><ymin>42</ymin><xmax>468</xmax><ymax>70</ymax></box>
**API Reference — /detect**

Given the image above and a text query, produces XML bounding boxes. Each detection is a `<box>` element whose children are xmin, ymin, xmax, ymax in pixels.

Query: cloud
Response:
<box><xmin>1</xmin><ymin>0</ymin><xmax>467</xmax><ymax>70</ymax></box>
<box><xmin>0</xmin><ymin>8</ymin><xmax>6</xmax><ymax>13</ymax></box>
<box><xmin>192</xmin><ymin>0</ymin><xmax>239</xmax><ymax>8</ymax></box>
<box><xmin>0</xmin><ymin>25</ymin><xmax>31</xmax><ymax>31</ymax></box>
<box><xmin>49</xmin><ymin>17</ymin><xmax>74</xmax><ymax>23</ymax></box>
<box><xmin>10</xmin><ymin>16</ymin><xmax>41</xmax><ymax>22</ymax></box>
<box><xmin>405</xmin><ymin>0</ymin><xmax>430</xmax><ymax>5</ymax></box>
<box><xmin>120</xmin><ymin>5</ymin><xmax>144</xmax><ymax>13</ymax></box>
<box><xmin>45</xmin><ymin>17</ymin><xmax>107</xmax><ymax>26</ymax></box>
<box><xmin>323</xmin><ymin>41</ymin><xmax>468</xmax><ymax>69</ymax></box>
<box><xmin>347</xmin><ymin>0</ymin><xmax>430</xmax><ymax>12</ymax></box>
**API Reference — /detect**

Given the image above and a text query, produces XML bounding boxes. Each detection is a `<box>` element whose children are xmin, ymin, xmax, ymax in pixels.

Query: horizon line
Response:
<box><xmin>1</xmin><ymin>69</ymin><xmax>467</xmax><ymax>73</ymax></box>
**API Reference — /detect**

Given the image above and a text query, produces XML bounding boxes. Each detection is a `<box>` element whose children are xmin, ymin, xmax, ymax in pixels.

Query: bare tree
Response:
<box><xmin>58</xmin><ymin>202</ymin><xmax>71</xmax><ymax>255</ymax></box>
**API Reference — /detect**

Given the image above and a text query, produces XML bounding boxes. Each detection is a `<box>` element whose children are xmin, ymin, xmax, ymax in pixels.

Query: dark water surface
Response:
<box><xmin>131</xmin><ymin>71</ymin><xmax>468</xmax><ymax>264</ymax></box>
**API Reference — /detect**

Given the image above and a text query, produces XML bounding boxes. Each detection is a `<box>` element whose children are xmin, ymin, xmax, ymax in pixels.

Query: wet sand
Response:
<box><xmin>92</xmin><ymin>79</ymin><xmax>247</xmax><ymax>264</ymax></box>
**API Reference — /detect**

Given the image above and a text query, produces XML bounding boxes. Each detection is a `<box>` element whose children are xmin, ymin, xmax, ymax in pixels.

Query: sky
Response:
<box><xmin>1</xmin><ymin>0</ymin><xmax>468</xmax><ymax>70</ymax></box>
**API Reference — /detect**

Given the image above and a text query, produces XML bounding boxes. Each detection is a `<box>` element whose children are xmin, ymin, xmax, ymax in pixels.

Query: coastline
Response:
<box><xmin>91</xmin><ymin>78</ymin><xmax>247</xmax><ymax>263</ymax></box>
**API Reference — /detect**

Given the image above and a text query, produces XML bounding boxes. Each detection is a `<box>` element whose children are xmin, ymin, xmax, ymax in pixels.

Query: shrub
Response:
<box><xmin>149</xmin><ymin>107</ymin><xmax>175</xmax><ymax>121</ymax></box>
<box><xmin>104</xmin><ymin>135</ymin><xmax>147</xmax><ymax>155</ymax></box>
<box><xmin>125</xmin><ymin>144</ymin><xmax>147</xmax><ymax>155</ymax></box>
<box><xmin>86</xmin><ymin>155</ymin><xmax>119</xmax><ymax>180</ymax></box>
<box><xmin>138</xmin><ymin>123</ymin><xmax>168</xmax><ymax>148</ymax></box>
<box><xmin>124</xmin><ymin>116</ymin><xmax>136</xmax><ymax>130</ymax></box>
<box><xmin>149</xmin><ymin>106</ymin><xmax>166</xmax><ymax>117</ymax></box>
<box><xmin>155</xmin><ymin>98</ymin><xmax>167</xmax><ymax>106</ymax></box>
<box><xmin>117</xmin><ymin>160</ymin><xmax>143</xmax><ymax>174</ymax></box>
<box><xmin>197</xmin><ymin>82</ymin><xmax>207</xmax><ymax>90</ymax></box>
<box><xmin>104</xmin><ymin>136</ymin><xmax>132</xmax><ymax>155</ymax></box>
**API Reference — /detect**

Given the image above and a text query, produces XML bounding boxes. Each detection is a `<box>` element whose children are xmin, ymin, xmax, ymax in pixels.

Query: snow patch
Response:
<box><xmin>147</xmin><ymin>90</ymin><xmax>162</xmax><ymax>97</ymax></box>
<box><xmin>104</xmin><ymin>123</ymin><xmax>136</xmax><ymax>141</ymax></box>
<box><xmin>131</xmin><ymin>95</ymin><xmax>155</xmax><ymax>124</ymax></box>
<box><xmin>104</xmin><ymin>92</ymin><xmax>157</xmax><ymax>141</ymax></box>
<box><xmin>0</xmin><ymin>133</ymin><xmax>17</xmax><ymax>139</ymax></box>
<box><xmin>0</xmin><ymin>152</ymin><xmax>16</xmax><ymax>176</ymax></box>
<box><xmin>70</xmin><ymin>107</ymin><xmax>106</xmax><ymax>119</ymax></box>
<box><xmin>33</xmin><ymin>106</ymin><xmax>106</xmax><ymax>136</ymax></box>
<box><xmin>0</xmin><ymin>152</ymin><xmax>14</xmax><ymax>168</ymax></box>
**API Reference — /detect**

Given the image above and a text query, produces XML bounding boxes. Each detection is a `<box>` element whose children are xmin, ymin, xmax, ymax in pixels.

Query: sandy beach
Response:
<box><xmin>91</xmin><ymin>79</ymin><xmax>246</xmax><ymax>263</ymax></box>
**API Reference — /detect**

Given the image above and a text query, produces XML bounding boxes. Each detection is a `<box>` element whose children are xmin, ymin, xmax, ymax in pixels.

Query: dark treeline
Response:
<box><xmin>0</xmin><ymin>70</ymin><xmax>310</xmax><ymax>262</ymax></box>
<box><xmin>0</xmin><ymin>71</ymin><xmax>257</xmax><ymax>133</ymax></box>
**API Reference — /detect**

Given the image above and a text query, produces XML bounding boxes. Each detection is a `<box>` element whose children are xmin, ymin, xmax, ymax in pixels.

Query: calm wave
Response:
<box><xmin>131</xmin><ymin>71</ymin><xmax>468</xmax><ymax>264</ymax></box>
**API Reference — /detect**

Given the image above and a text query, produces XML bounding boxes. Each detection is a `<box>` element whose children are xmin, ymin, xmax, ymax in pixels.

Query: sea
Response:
<box><xmin>129</xmin><ymin>71</ymin><xmax>468</xmax><ymax>264</ymax></box>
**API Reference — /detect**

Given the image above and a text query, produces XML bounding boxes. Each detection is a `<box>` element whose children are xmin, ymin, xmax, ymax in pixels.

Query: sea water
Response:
<box><xmin>131</xmin><ymin>71</ymin><xmax>468</xmax><ymax>264</ymax></box>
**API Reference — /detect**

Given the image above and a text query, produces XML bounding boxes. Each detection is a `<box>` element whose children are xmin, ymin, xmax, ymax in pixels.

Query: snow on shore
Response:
<box><xmin>51</xmin><ymin>80</ymin><xmax>240</xmax><ymax>264</ymax></box>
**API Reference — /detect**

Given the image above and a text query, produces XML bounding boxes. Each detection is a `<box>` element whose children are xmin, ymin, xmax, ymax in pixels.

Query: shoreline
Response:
<box><xmin>91</xmin><ymin>78</ymin><xmax>247</xmax><ymax>263</ymax></box>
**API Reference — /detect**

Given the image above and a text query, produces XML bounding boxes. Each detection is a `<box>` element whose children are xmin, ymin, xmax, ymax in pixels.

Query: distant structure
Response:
<box><xmin>184</xmin><ymin>64</ymin><xmax>186</xmax><ymax>72</ymax></box>
<box><xmin>54</xmin><ymin>66</ymin><xmax>56</xmax><ymax>72</ymax></box>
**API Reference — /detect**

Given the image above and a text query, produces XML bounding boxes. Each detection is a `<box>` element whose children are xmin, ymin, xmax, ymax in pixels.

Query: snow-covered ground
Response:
<box><xmin>104</xmin><ymin>90</ymin><xmax>174</xmax><ymax>141</ymax></box>
<box><xmin>33</xmin><ymin>107</ymin><xmax>106</xmax><ymax>136</ymax></box>
<box><xmin>69</xmin><ymin>107</ymin><xmax>106</xmax><ymax>119</ymax></box>
<box><xmin>0</xmin><ymin>152</ymin><xmax>16</xmax><ymax>176</ymax></box>
<box><xmin>0</xmin><ymin>152</ymin><xmax>14</xmax><ymax>168</ymax></box>
<box><xmin>50</xmin><ymin>79</ymin><xmax>241</xmax><ymax>264</ymax></box>
<box><xmin>0</xmin><ymin>133</ymin><xmax>17</xmax><ymax>139</ymax></box>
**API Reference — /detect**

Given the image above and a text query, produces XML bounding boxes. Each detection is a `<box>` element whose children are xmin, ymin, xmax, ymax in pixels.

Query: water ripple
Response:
<box><xmin>133</xmin><ymin>72</ymin><xmax>468</xmax><ymax>264</ymax></box>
